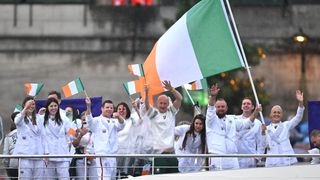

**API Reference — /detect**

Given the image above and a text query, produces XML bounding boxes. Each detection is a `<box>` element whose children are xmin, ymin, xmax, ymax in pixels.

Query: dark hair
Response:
<box><xmin>10</xmin><ymin>122</ymin><xmax>16</xmax><ymax>131</ymax></box>
<box><xmin>65</xmin><ymin>106</ymin><xmax>79</xmax><ymax>121</ymax></box>
<box><xmin>80</xmin><ymin>111</ymin><xmax>86</xmax><ymax>117</ymax></box>
<box><xmin>11</xmin><ymin>112</ymin><xmax>20</xmax><ymax>122</ymax></box>
<box><xmin>48</xmin><ymin>91</ymin><xmax>61</xmax><ymax>100</ymax></box>
<box><xmin>181</xmin><ymin>114</ymin><xmax>206</xmax><ymax>154</ymax></box>
<box><xmin>22</xmin><ymin>96</ymin><xmax>37</xmax><ymax>125</ymax></box>
<box><xmin>311</xmin><ymin>129</ymin><xmax>320</xmax><ymax>138</ymax></box>
<box><xmin>216</xmin><ymin>98</ymin><xmax>226</xmax><ymax>102</ymax></box>
<box><xmin>242</xmin><ymin>97</ymin><xmax>255</xmax><ymax>108</ymax></box>
<box><xmin>116</xmin><ymin>102</ymin><xmax>131</xmax><ymax>119</ymax></box>
<box><xmin>44</xmin><ymin>98</ymin><xmax>62</xmax><ymax>126</ymax></box>
<box><xmin>102</xmin><ymin>100</ymin><xmax>113</xmax><ymax>108</ymax></box>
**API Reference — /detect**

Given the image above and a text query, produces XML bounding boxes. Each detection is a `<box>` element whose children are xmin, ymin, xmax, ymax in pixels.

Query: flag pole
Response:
<box><xmin>129</xmin><ymin>96</ymin><xmax>134</xmax><ymax>103</ymax></box>
<box><xmin>182</xmin><ymin>86</ymin><xmax>201</xmax><ymax>114</ymax></box>
<box><xmin>224</xmin><ymin>0</ymin><xmax>265</xmax><ymax>124</ymax></box>
<box><xmin>84</xmin><ymin>90</ymin><xmax>89</xmax><ymax>98</ymax></box>
<box><xmin>129</xmin><ymin>95</ymin><xmax>142</xmax><ymax>120</ymax></box>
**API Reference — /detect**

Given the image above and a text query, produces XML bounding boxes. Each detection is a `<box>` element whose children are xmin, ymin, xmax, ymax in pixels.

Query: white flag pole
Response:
<box><xmin>183</xmin><ymin>86</ymin><xmax>201</xmax><ymax>115</ymax></box>
<box><xmin>224</xmin><ymin>0</ymin><xmax>265</xmax><ymax>124</ymax></box>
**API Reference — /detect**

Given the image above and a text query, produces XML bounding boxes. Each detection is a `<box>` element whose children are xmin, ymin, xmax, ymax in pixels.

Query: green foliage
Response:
<box><xmin>163</xmin><ymin>0</ymin><xmax>200</xmax><ymax>29</ymax></box>
<box><xmin>206</xmin><ymin>43</ymin><xmax>269</xmax><ymax>115</ymax></box>
<box><xmin>175</xmin><ymin>0</ymin><xmax>200</xmax><ymax>19</ymax></box>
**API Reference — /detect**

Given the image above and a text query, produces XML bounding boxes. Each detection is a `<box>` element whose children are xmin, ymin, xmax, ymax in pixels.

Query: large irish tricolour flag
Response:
<box><xmin>143</xmin><ymin>0</ymin><xmax>244</xmax><ymax>95</ymax></box>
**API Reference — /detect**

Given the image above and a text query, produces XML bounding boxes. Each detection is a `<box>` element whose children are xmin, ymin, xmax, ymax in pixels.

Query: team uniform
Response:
<box><xmin>206</xmin><ymin>105</ymin><xmax>253</xmax><ymax>170</ymax></box>
<box><xmin>86</xmin><ymin>114</ymin><xmax>124</xmax><ymax>180</ymax></box>
<box><xmin>236</xmin><ymin>116</ymin><xmax>265</xmax><ymax>168</ymax></box>
<box><xmin>41</xmin><ymin>116</ymin><xmax>73</xmax><ymax>180</ymax></box>
<box><xmin>174</xmin><ymin>125</ymin><xmax>204</xmax><ymax>172</ymax></box>
<box><xmin>14</xmin><ymin>113</ymin><xmax>45</xmax><ymax>179</ymax></box>
<box><xmin>117</xmin><ymin>110</ymin><xmax>141</xmax><ymax>175</ymax></box>
<box><xmin>146</xmin><ymin>105</ymin><xmax>178</xmax><ymax>152</ymax></box>
<box><xmin>264</xmin><ymin>106</ymin><xmax>304</xmax><ymax>167</ymax></box>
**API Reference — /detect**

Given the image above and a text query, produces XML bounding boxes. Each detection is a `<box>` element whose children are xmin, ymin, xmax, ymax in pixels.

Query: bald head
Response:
<box><xmin>271</xmin><ymin>105</ymin><xmax>282</xmax><ymax>112</ymax></box>
<box><xmin>270</xmin><ymin>105</ymin><xmax>283</xmax><ymax>123</ymax></box>
<box><xmin>157</xmin><ymin>95</ymin><xmax>169</xmax><ymax>113</ymax></box>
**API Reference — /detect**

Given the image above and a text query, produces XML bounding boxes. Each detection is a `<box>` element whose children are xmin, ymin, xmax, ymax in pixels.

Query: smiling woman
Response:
<box><xmin>42</xmin><ymin>97</ymin><xmax>73</xmax><ymax>179</ymax></box>
<box><xmin>174</xmin><ymin>114</ymin><xmax>206</xmax><ymax>173</ymax></box>
<box><xmin>269</xmin><ymin>105</ymin><xmax>283</xmax><ymax>124</ymax></box>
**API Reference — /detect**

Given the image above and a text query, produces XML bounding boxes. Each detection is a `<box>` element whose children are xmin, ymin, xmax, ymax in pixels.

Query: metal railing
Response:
<box><xmin>0</xmin><ymin>153</ymin><xmax>318</xmax><ymax>179</ymax></box>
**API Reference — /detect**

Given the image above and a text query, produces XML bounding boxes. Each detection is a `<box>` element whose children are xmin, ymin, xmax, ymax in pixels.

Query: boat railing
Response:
<box><xmin>0</xmin><ymin>153</ymin><xmax>318</xmax><ymax>179</ymax></box>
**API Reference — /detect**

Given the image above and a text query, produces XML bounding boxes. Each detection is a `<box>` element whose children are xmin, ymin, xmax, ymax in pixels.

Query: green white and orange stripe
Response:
<box><xmin>123</xmin><ymin>77</ymin><xmax>145</xmax><ymax>96</ymax></box>
<box><xmin>143</xmin><ymin>0</ymin><xmax>244</xmax><ymax>96</ymax></box>
<box><xmin>128</xmin><ymin>64</ymin><xmax>145</xmax><ymax>77</ymax></box>
<box><xmin>62</xmin><ymin>78</ymin><xmax>85</xmax><ymax>98</ymax></box>
<box><xmin>24</xmin><ymin>82</ymin><xmax>44</xmax><ymax>96</ymax></box>
<box><xmin>184</xmin><ymin>79</ymin><xmax>208</xmax><ymax>91</ymax></box>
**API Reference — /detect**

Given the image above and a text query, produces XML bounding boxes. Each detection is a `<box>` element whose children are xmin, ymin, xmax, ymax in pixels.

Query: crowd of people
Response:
<box><xmin>2</xmin><ymin>80</ymin><xmax>319</xmax><ymax>180</ymax></box>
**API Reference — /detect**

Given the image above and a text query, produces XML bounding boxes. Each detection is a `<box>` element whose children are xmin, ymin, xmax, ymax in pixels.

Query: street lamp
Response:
<box><xmin>293</xmin><ymin>29</ymin><xmax>308</xmax><ymax>91</ymax></box>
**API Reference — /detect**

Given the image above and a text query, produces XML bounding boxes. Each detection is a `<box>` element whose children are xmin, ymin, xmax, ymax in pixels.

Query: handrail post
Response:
<box><xmin>18</xmin><ymin>157</ymin><xmax>21</xmax><ymax>179</ymax></box>
<box><xmin>152</xmin><ymin>157</ymin><xmax>155</xmax><ymax>175</ymax></box>
<box><xmin>84</xmin><ymin>156</ymin><xmax>87</xmax><ymax>180</ymax></box>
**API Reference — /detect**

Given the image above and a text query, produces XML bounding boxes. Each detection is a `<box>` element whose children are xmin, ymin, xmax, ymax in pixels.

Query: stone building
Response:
<box><xmin>0</xmin><ymin>0</ymin><xmax>319</xmax><ymax>133</ymax></box>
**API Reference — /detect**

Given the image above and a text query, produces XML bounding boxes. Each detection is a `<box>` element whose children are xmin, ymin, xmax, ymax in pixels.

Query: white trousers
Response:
<box><xmin>44</xmin><ymin>161</ymin><xmax>69</xmax><ymax>180</ymax></box>
<box><xmin>177</xmin><ymin>157</ymin><xmax>203</xmax><ymax>173</ymax></box>
<box><xmin>238</xmin><ymin>157</ymin><xmax>256</xmax><ymax>168</ymax></box>
<box><xmin>76</xmin><ymin>159</ymin><xmax>98</xmax><ymax>180</ymax></box>
<box><xmin>96</xmin><ymin>157</ymin><xmax>117</xmax><ymax>180</ymax></box>
<box><xmin>209</xmin><ymin>157</ymin><xmax>239</xmax><ymax>170</ymax></box>
<box><xmin>20</xmin><ymin>159</ymin><xmax>45</xmax><ymax>180</ymax></box>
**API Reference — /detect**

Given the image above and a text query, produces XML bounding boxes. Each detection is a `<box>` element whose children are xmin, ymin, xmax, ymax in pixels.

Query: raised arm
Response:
<box><xmin>132</xmin><ymin>99</ymin><xmax>141</xmax><ymax>119</ymax></box>
<box><xmin>208</xmin><ymin>84</ymin><xmax>220</xmax><ymax>106</ymax></box>
<box><xmin>296</xmin><ymin>90</ymin><xmax>304</xmax><ymax>108</ymax></box>
<box><xmin>205</xmin><ymin>84</ymin><xmax>220</xmax><ymax>128</ymax></box>
<box><xmin>16</xmin><ymin>99</ymin><xmax>33</xmax><ymax>125</ymax></box>
<box><xmin>72</xmin><ymin>128</ymin><xmax>88</xmax><ymax>148</ymax></box>
<box><xmin>249</xmin><ymin>104</ymin><xmax>262</xmax><ymax>122</ymax></box>
<box><xmin>84</xmin><ymin>96</ymin><xmax>95</xmax><ymax>128</ymax></box>
<box><xmin>288</xmin><ymin>90</ymin><xmax>304</xmax><ymax>129</ymax></box>
<box><xmin>85</xmin><ymin>96</ymin><xmax>91</xmax><ymax>116</ymax></box>
<box><xmin>20</xmin><ymin>99</ymin><xmax>33</xmax><ymax>116</ymax></box>
<box><xmin>112</xmin><ymin>112</ymin><xmax>124</xmax><ymax>124</ymax></box>
<box><xmin>162</xmin><ymin>80</ymin><xmax>182</xmax><ymax>110</ymax></box>
<box><xmin>144</xmin><ymin>84</ymin><xmax>150</xmax><ymax>111</ymax></box>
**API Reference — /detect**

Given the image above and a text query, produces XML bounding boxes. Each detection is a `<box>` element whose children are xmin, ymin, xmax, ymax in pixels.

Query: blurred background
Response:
<box><xmin>0</xmin><ymin>0</ymin><xmax>319</xmax><ymax>148</ymax></box>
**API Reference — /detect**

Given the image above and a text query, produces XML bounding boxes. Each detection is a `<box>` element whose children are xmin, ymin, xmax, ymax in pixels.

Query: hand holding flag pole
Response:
<box><xmin>182</xmin><ymin>86</ymin><xmax>201</xmax><ymax>114</ymax></box>
<box><xmin>130</xmin><ymin>96</ymin><xmax>142</xmax><ymax>120</ymax></box>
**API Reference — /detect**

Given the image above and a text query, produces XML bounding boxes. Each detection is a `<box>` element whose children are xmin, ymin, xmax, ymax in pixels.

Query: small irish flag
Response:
<box><xmin>14</xmin><ymin>104</ymin><xmax>23</xmax><ymax>112</ymax></box>
<box><xmin>128</xmin><ymin>64</ymin><xmax>145</xmax><ymax>77</ymax></box>
<box><xmin>123</xmin><ymin>77</ymin><xmax>145</xmax><ymax>96</ymax></box>
<box><xmin>62</xmin><ymin>78</ymin><xmax>85</xmax><ymax>98</ymax></box>
<box><xmin>184</xmin><ymin>79</ymin><xmax>208</xmax><ymax>91</ymax></box>
<box><xmin>24</xmin><ymin>82</ymin><xmax>44</xmax><ymax>97</ymax></box>
<box><xmin>67</xmin><ymin>128</ymin><xmax>76</xmax><ymax>137</ymax></box>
